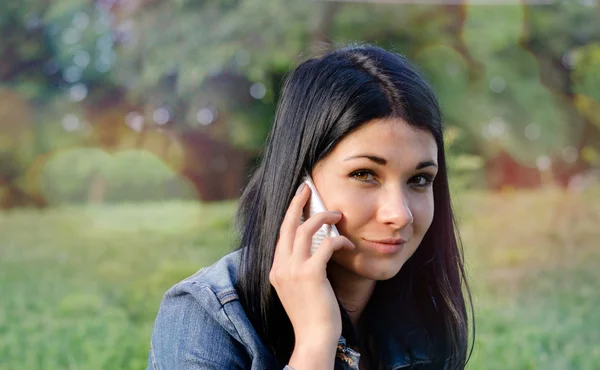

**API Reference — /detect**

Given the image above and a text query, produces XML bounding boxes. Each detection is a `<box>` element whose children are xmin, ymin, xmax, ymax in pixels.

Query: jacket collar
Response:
<box><xmin>337</xmin><ymin>329</ymin><xmax>433</xmax><ymax>370</ymax></box>
<box><xmin>380</xmin><ymin>330</ymin><xmax>433</xmax><ymax>369</ymax></box>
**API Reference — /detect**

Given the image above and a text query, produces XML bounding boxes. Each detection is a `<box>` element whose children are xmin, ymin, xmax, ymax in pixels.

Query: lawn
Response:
<box><xmin>1</xmin><ymin>187</ymin><xmax>599</xmax><ymax>369</ymax></box>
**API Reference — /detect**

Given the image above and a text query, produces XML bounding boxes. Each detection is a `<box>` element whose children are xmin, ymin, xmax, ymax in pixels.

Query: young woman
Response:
<box><xmin>148</xmin><ymin>44</ymin><xmax>474</xmax><ymax>370</ymax></box>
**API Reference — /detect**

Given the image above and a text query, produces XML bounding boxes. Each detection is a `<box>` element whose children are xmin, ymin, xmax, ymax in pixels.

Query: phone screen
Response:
<box><xmin>300</xmin><ymin>174</ymin><xmax>340</xmax><ymax>255</ymax></box>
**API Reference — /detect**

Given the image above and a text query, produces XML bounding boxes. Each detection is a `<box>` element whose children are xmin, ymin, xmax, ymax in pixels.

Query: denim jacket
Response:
<box><xmin>147</xmin><ymin>249</ymin><xmax>438</xmax><ymax>370</ymax></box>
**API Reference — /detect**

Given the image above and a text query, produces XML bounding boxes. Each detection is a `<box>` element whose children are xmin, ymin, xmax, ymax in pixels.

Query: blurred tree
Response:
<box><xmin>2</xmin><ymin>0</ymin><xmax>600</xmax><ymax>207</ymax></box>
<box><xmin>521</xmin><ymin>1</ymin><xmax>600</xmax><ymax>186</ymax></box>
<box><xmin>115</xmin><ymin>0</ymin><xmax>600</xmax><ymax>190</ymax></box>
<box><xmin>106</xmin><ymin>1</ymin><xmax>473</xmax><ymax>197</ymax></box>
<box><xmin>0</xmin><ymin>1</ymin><xmax>53</xmax><ymax>208</ymax></box>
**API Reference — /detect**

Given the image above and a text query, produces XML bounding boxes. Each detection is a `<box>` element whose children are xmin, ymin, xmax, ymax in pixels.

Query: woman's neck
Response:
<box><xmin>327</xmin><ymin>262</ymin><xmax>376</xmax><ymax>328</ymax></box>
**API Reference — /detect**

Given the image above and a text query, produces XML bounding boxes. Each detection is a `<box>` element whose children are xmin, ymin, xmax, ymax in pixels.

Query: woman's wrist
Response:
<box><xmin>288</xmin><ymin>338</ymin><xmax>338</xmax><ymax>370</ymax></box>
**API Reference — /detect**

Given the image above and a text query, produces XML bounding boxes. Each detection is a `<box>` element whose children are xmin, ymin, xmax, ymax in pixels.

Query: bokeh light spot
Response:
<box><xmin>196</xmin><ymin>107</ymin><xmax>216</xmax><ymax>126</ymax></box>
<box><xmin>95</xmin><ymin>58</ymin><xmax>111</xmax><ymax>73</ymax></box>
<box><xmin>562</xmin><ymin>51</ymin><xmax>576</xmax><ymax>69</ymax></box>
<box><xmin>69</xmin><ymin>84</ymin><xmax>88</xmax><ymax>102</ymax></box>
<box><xmin>73</xmin><ymin>50</ymin><xmax>91</xmax><ymax>68</ymax></box>
<box><xmin>153</xmin><ymin>107</ymin><xmax>170</xmax><ymax>125</ymax></box>
<box><xmin>525</xmin><ymin>123</ymin><xmax>541</xmax><ymax>141</ymax></box>
<box><xmin>62</xmin><ymin>114</ymin><xmax>81</xmax><ymax>132</ymax></box>
<box><xmin>489</xmin><ymin>76</ymin><xmax>506</xmax><ymax>93</ymax></box>
<box><xmin>62</xmin><ymin>28</ymin><xmax>81</xmax><ymax>45</ymax></box>
<box><xmin>73</xmin><ymin>12</ymin><xmax>90</xmax><ymax>30</ymax></box>
<box><xmin>536</xmin><ymin>155</ymin><xmax>552</xmax><ymax>171</ymax></box>
<box><xmin>562</xmin><ymin>146</ymin><xmax>579</xmax><ymax>163</ymax></box>
<box><xmin>250</xmin><ymin>83</ymin><xmax>266</xmax><ymax>99</ymax></box>
<box><xmin>126</xmin><ymin>112</ymin><xmax>144</xmax><ymax>132</ymax></box>
<box><xmin>63</xmin><ymin>66</ymin><xmax>83</xmax><ymax>83</ymax></box>
<box><xmin>488</xmin><ymin>117</ymin><xmax>506</xmax><ymax>138</ymax></box>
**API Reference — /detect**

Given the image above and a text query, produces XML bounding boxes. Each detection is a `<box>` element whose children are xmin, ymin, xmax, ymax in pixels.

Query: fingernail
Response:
<box><xmin>296</xmin><ymin>183</ymin><xmax>306</xmax><ymax>194</ymax></box>
<box><xmin>331</xmin><ymin>211</ymin><xmax>341</xmax><ymax>215</ymax></box>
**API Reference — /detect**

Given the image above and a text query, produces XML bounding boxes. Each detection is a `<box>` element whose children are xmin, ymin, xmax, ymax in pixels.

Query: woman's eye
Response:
<box><xmin>410</xmin><ymin>174</ymin><xmax>434</xmax><ymax>188</ymax></box>
<box><xmin>350</xmin><ymin>170</ymin><xmax>375</xmax><ymax>182</ymax></box>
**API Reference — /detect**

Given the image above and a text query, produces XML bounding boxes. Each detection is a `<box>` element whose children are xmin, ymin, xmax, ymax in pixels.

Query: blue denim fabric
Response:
<box><xmin>147</xmin><ymin>249</ymin><xmax>435</xmax><ymax>370</ymax></box>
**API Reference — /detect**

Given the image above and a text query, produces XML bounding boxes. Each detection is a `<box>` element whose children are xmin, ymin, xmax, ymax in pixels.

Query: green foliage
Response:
<box><xmin>438</xmin><ymin>4</ymin><xmax>592</xmax><ymax>166</ymax></box>
<box><xmin>227</xmin><ymin>102</ymin><xmax>276</xmax><ymax>150</ymax></box>
<box><xmin>2</xmin><ymin>0</ymin><xmax>600</xmax><ymax>207</ymax></box>
<box><xmin>43</xmin><ymin>0</ymin><xmax>86</xmax><ymax>23</ymax></box>
<box><xmin>463</xmin><ymin>5</ymin><xmax>524</xmax><ymax>60</ymax></box>
<box><xmin>573</xmin><ymin>43</ymin><xmax>600</xmax><ymax>102</ymax></box>
<box><xmin>44</xmin><ymin>2</ymin><xmax>117</xmax><ymax>85</ymax></box>
<box><xmin>524</xmin><ymin>1</ymin><xmax>600</xmax><ymax>56</ymax></box>
<box><xmin>119</xmin><ymin>0</ymin><xmax>320</xmax><ymax>95</ymax></box>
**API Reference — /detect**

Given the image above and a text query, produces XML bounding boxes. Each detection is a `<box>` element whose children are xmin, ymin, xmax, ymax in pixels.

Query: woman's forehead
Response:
<box><xmin>330</xmin><ymin>118</ymin><xmax>438</xmax><ymax>161</ymax></box>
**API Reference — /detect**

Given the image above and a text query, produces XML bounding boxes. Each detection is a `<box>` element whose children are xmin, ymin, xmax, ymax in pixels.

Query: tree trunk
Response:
<box><xmin>88</xmin><ymin>171</ymin><xmax>107</xmax><ymax>205</ymax></box>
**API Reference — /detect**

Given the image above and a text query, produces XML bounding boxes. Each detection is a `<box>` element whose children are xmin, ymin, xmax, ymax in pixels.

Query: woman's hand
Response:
<box><xmin>270</xmin><ymin>183</ymin><xmax>355</xmax><ymax>369</ymax></box>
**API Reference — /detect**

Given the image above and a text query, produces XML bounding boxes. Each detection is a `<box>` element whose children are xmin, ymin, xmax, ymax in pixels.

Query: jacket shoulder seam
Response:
<box><xmin>184</xmin><ymin>279</ymin><xmax>239</xmax><ymax>305</ymax></box>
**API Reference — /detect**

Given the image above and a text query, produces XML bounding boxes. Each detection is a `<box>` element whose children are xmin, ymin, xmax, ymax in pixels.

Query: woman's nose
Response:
<box><xmin>376</xmin><ymin>189</ymin><xmax>414</xmax><ymax>229</ymax></box>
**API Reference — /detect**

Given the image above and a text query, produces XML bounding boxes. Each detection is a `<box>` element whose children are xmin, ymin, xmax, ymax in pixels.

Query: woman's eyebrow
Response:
<box><xmin>343</xmin><ymin>154</ymin><xmax>387</xmax><ymax>165</ymax></box>
<box><xmin>343</xmin><ymin>155</ymin><xmax>438</xmax><ymax>170</ymax></box>
<box><xmin>416</xmin><ymin>160</ymin><xmax>438</xmax><ymax>170</ymax></box>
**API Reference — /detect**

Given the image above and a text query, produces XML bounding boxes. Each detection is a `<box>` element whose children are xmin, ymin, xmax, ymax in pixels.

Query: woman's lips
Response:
<box><xmin>361</xmin><ymin>238</ymin><xmax>407</xmax><ymax>254</ymax></box>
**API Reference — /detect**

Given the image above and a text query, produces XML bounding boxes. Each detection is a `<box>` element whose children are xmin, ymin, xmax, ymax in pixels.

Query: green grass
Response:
<box><xmin>1</xmin><ymin>187</ymin><xmax>599</xmax><ymax>369</ymax></box>
<box><xmin>457</xmin><ymin>187</ymin><xmax>600</xmax><ymax>369</ymax></box>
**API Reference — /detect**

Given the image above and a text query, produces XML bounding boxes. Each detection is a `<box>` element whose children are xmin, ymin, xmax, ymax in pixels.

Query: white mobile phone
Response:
<box><xmin>300</xmin><ymin>174</ymin><xmax>340</xmax><ymax>255</ymax></box>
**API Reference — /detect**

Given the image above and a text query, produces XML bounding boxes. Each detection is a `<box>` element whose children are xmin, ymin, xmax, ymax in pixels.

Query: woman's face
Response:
<box><xmin>312</xmin><ymin>118</ymin><xmax>438</xmax><ymax>281</ymax></box>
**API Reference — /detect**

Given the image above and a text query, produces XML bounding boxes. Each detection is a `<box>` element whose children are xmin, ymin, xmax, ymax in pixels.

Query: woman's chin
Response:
<box><xmin>360</xmin><ymin>261</ymin><xmax>405</xmax><ymax>281</ymax></box>
<box><xmin>331</xmin><ymin>253</ymin><xmax>407</xmax><ymax>282</ymax></box>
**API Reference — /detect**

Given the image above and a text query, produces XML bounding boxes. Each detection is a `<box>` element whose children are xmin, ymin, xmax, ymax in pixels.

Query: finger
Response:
<box><xmin>310</xmin><ymin>235</ymin><xmax>356</xmax><ymax>266</ymax></box>
<box><xmin>277</xmin><ymin>183</ymin><xmax>311</xmax><ymax>256</ymax></box>
<box><xmin>294</xmin><ymin>211</ymin><xmax>343</xmax><ymax>257</ymax></box>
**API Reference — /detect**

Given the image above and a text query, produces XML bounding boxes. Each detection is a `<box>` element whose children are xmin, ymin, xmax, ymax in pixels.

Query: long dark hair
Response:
<box><xmin>235</xmin><ymin>44</ymin><xmax>474</xmax><ymax>369</ymax></box>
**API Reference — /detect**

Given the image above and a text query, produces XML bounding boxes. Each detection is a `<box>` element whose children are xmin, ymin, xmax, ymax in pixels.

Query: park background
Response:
<box><xmin>1</xmin><ymin>0</ymin><xmax>599</xmax><ymax>369</ymax></box>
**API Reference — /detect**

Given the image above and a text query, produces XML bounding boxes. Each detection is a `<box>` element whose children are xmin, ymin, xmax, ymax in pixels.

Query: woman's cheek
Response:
<box><xmin>331</xmin><ymin>190</ymin><xmax>376</xmax><ymax>238</ymax></box>
<box><xmin>412</xmin><ymin>194</ymin><xmax>435</xmax><ymax>233</ymax></box>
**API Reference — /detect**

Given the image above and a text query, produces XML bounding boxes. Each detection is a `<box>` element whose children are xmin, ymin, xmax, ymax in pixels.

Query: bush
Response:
<box><xmin>40</xmin><ymin>147</ymin><xmax>195</xmax><ymax>204</ymax></box>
